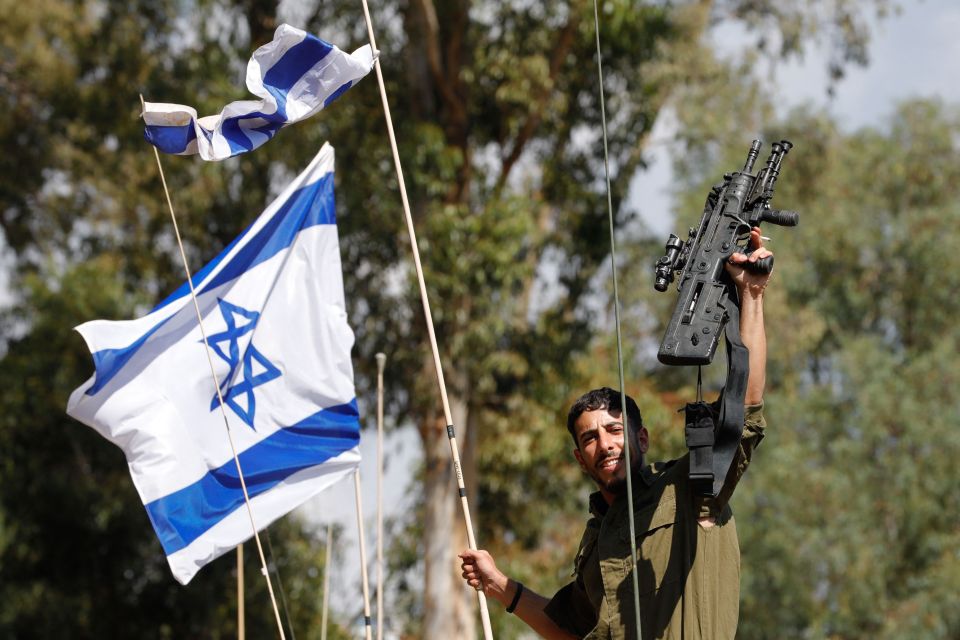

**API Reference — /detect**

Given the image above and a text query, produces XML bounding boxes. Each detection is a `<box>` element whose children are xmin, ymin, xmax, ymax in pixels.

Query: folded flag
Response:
<box><xmin>143</xmin><ymin>24</ymin><xmax>374</xmax><ymax>161</ymax></box>
<box><xmin>67</xmin><ymin>144</ymin><xmax>359</xmax><ymax>584</ymax></box>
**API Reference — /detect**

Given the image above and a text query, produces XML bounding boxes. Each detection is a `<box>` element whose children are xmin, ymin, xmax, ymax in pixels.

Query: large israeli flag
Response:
<box><xmin>143</xmin><ymin>24</ymin><xmax>374</xmax><ymax>161</ymax></box>
<box><xmin>67</xmin><ymin>144</ymin><xmax>359</xmax><ymax>584</ymax></box>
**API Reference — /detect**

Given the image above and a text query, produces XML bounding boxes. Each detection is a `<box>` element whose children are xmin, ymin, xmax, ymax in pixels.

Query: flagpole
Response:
<box><xmin>357</xmin><ymin>4</ymin><xmax>495</xmax><ymax>639</ymax></box>
<box><xmin>141</xmin><ymin>95</ymin><xmax>288</xmax><ymax>640</ymax></box>
<box><xmin>321</xmin><ymin>522</ymin><xmax>333</xmax><ymax>640</ymax></box>
<box><xmin>238</xmin><ymin>545</ymin><xmax>245</xmax><ymax>640</ymax></box>
<box><xmin>375</xmin><ymin>353</ymin><xmax>386</xmax><ymax>640</ymax></box>
<box><xmin>354</xmin><ymin>469</ymin><xmax>374</xmax><ymax>640</ymax></box>
<box><xmin>265</xmin><ymin>528</ymin><xmax>299</xmax><ymax>640</ymax></box>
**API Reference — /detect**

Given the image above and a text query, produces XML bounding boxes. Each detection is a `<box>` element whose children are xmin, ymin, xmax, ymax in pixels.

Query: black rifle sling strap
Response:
<box><xmin>685</xmin><ymin>278</ymin><xmax>749</xmax><ymax>497</ymax></box>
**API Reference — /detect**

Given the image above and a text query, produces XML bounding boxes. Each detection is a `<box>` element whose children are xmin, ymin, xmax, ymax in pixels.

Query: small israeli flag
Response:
<box><xmin>67</xmin><ymin>144</ymin><xmax>359</xmax><ymax>584</ymax></box>
<box><xmin>143</xmin><ymin>24</ymin><xmax>374</xmax><ymax>161</ymax></box>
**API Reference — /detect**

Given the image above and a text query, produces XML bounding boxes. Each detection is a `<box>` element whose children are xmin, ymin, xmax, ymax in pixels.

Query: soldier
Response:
<box><xmin>459</xmin><ymin>230</ymin><xmax>772</xmax><ymax>639</ymax></box>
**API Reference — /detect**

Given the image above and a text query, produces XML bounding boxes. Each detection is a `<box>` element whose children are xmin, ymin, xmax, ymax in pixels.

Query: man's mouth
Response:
<box><xmin>597</xmin><ymin>455</ymin><xmax>622</xmax><ymax>471</ymax></box>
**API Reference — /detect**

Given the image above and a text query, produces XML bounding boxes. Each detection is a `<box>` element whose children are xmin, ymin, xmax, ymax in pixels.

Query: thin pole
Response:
<box><xmin>238</xmin><ymin>545</ymin><xmax>245</xmax><ymax>640</ymax></box>
<box><xmin>357</xmin><ymin>3</ymin><xmax>494</xmax><ymax>639</ymax></box>
<box><xmin>265</xmin><ymin>528</ymin><xmax>298</xmax><ymax>640</ymax></box>
<box><xmin>354</xmin><ymin>470</ymin><xmax>374</xmax><ymax>640</ymax></box>
<box><xmin>141</xmin><ymin>95</ymin><xmax>287</xmax><ymax>640</ymax></box>
<box><xmin>590</xmin><ymin>5</ymin><xmax>643</xmax><ymax>638</ymax></box>
<box><xmin>375</xmin><ymin>353</ymin><xmax>386</xmax><ymax>640</ymax></box>
<box><xmin>320</xmin><ymin>522</ymin><xmax>333</xmax><ymax>640</ymax></box>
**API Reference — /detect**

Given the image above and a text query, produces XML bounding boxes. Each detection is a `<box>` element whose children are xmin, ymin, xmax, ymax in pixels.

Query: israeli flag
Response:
<box><xmin>67</xmin><ymin>144</ymin><xmax>359</xmax><ymax>584</ymax></box>
<box><xmin>143</xmin><ymin>24</ymin><xmax>374</xmax><ymax>161</ymax></box>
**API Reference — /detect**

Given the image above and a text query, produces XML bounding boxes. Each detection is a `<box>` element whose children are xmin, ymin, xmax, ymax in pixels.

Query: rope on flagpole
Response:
<box><xmin>354</xmin><ymin>469</ymin><xmax>374</xmax><ymax>640</ymax></box>
<box><xmin>590</xmin><ymin>5</ymin><xmax>643</xmax><ymax>637</ymax></box>
<box><xmin>141</xmin><ymin>95</ymin><xmax>288</xmax><ymax>640</ymax></box>
<box><xmin>375</xmin><ymin>352</ymin><xmax>386</xmax><ymax>640</ymax></box>
<box><xmin>357</xmin><ymin>4</ymin><xmax>495</xmax><ymax>639</ymax></box>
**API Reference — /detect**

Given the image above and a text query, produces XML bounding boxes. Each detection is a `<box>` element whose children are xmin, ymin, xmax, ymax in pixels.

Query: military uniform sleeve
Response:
<box><xmin>713</xmin><ymin>401</ymin><xmax>766</xmax><ymax>509</ymax></box>
<box><xmin>544</xmin><ymin>580</ymin><xmax>598</xmax><ymax>638</ymax></box>
<box><xmin>543</xmin><ymin>522</ymin><xmax>601</xmax><ymax>637</ymax></box>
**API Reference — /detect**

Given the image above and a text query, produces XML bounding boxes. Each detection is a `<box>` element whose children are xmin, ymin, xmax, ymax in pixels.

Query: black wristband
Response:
<box><xmin>506</xmin><ymin>581</ymin><xmax>524</xmax><ymax>614</ymax></box>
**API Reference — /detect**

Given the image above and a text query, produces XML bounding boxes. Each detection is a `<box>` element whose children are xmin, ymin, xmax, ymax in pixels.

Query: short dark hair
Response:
<box><xmin>566</xmin><ymin>387</ymin><xmax>643</xmax><ymax>449</ymax></box>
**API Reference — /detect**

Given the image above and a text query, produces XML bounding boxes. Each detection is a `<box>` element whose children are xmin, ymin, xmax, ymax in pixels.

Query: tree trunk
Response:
<box><xmin>421</xmin><ymin>368</ymin><xmax>476</xmax><ymax>638</ymax></box>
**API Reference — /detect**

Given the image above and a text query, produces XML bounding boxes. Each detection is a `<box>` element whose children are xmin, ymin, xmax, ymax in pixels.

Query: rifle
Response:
<box><xmin>654</xmin><ymin>139</ymin><xmax>798</xmax><ymax>365</ymax></box>
<box><xmin>652</xmin><ymin>139</ymin><xmax>798</xmax><ymax>495</ymax></box>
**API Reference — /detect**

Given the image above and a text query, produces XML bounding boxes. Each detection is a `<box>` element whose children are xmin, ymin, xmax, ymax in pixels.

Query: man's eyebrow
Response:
<box><xmin>577</xmin><ymin>425</ymin><xmax>598</xmax><ymax>444</ymax></box>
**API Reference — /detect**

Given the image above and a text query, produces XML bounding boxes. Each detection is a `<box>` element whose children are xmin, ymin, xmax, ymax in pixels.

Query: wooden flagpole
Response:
<box><xmin>354</xmin><ymin>469</ymin><xmax>374</xmax><ymax>640</ymax></box>
<box><xmin>141</xmin><ymin>95</ymin><xmax>287</xmax><ymax>640</ymax></box>
<box><xmin>375</xmin><ymin>353</ymin><xmax>386</xmax><ymax>640</ymax></box>
<box><xmin>357</xmin><ymin>3</ymin><xmax>495</xmax><ymax>638</ymax></box>
<box><xmin>237</xmin><ymin>545</ymin><xmax>245</xmax><ymax>640</ymax></box>
<box><xmin>320</xmin><ymin>522</ymin><xmax>333</xmax><ymax>640</ymax></box>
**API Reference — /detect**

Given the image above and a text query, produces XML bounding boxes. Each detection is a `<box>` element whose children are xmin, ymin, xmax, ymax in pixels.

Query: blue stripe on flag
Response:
<box><xmin>145</xmin><ymin>400</ymin><xmax>360</xmax><ymax>555</ymax></box>
<box><xmin>263</xmin><ymin>37</ymin><xmax>334</xmax><ymax>114</ymax></box>
<box><xmin>323</xmin><ymin>80</ymin><xmax>355</xmax><ymax>108</ymax></box>
<box><xmin>217</xmin><ymin>38</ymin><xmax>335</xmax><ymax>155</ymax></box>
<box><xmin>85</xmin><ymin>317</ymin><xmax>175</xmax><ymax>396</ymax></box>
<box><xmin>144</xmin><ymin>123</ymin><xmax>197</xmax><ymax>154</ymax></box>
<box><xmin>156</xmin><ymin>170</ymin><xmax>336</xmax><ymax>311</ymax></box>
<box><xmin>221</xmin><ymin>117</ymin><xmax>259</xmax><ymax>155</ymax></box>
<box><xmin>84</xmin><ymin>171</ymin><xmax>337</xmax><ymax>397</ymax></box>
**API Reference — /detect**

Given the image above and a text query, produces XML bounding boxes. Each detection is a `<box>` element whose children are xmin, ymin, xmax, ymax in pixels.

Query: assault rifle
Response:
<box><xmin>652</xmin><ymin>139</ymin><xmax>798</xmax><ymax>496</ymax></box>
<box><xmin>654</xmin><ymin>139</ymin><xmax>798</xmax><ymax>365</ymax></box>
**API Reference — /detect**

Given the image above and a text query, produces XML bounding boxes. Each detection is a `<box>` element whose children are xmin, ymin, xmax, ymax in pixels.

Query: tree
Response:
<box><xmin>728</xmin><ymin>100</ymin><xmax>960</xmax><ymax>639</ymax></box>
<box><xmin>1</xmin><ymin>0</ymin><xmax>891</xmax><ymax>637</ymax></box>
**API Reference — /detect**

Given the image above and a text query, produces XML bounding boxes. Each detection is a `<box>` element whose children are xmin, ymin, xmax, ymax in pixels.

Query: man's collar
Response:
<box><xmin>587</xmin><ymin>462</ymin><xmax>656</xmax><ymax>518</ymax></box>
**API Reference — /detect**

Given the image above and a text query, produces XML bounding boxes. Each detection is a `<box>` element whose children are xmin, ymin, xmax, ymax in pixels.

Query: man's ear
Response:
<box><xmin>573</xmin><ymin>448</ymin><xmax>587</xmax><ymax>472</ymax></box>
<box><xmin>638</xmin><ymin>427</ymin><xmax>650</xmax><ymax>454</ymax></box>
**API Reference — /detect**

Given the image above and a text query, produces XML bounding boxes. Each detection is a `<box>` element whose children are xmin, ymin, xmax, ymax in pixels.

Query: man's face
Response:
<box><xmin>572</xmin><ymin>407</ymin><xmax>648</xmax><ymax>498</ymax></box>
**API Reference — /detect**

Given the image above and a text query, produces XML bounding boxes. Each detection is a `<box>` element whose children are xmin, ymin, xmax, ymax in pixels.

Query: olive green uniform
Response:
<box><xmin>544</xmin><ymin>404</ymin><xmax>766</xmax><ymax>639</ymax></box>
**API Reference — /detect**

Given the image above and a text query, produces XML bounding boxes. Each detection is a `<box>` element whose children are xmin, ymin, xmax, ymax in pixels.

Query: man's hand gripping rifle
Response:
<box><xmin>653</xmin><ymin>139</ymin><xmax>798</xmax><ymax>496</ymax></box>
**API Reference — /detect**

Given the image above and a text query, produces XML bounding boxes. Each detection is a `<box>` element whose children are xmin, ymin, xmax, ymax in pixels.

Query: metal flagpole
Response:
<box><xmin>141</xmin><ymin>96</ymin><xmax>288</xmax><ymax>640</ymax></box>
<box><xmin>375</xmin><ymin>353</ymin><xmax>386</xmax><ymax>640</ymax></box>
<box><xmin>590</xmin><ymin>4</ymin><xmax>643</xmax><ymax>637</ymax></box>
<box><xmin>320</xmin><ymin>522</ymin><xmax>333</xmax><ymax>640</ymax></box>
<box><xmin>354</xmin><ymin>469</ymin><xmax>374</xmax><ymax>640</ymax></box>
<box><xmin>357</xmin><ymin>3</ymin><xmax>495</xmax><ymax>639</ymax></box>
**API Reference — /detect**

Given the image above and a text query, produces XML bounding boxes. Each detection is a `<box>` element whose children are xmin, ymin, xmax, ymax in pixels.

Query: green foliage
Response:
<box><xmin>730</xmin><ymin>101</ymin><xmax>960</xmax><ymax>639</ymax></box>
<box><xmin>0</xmin><ymin>0</ymin><xmax>911</xmax><ymax>637</ymax></box>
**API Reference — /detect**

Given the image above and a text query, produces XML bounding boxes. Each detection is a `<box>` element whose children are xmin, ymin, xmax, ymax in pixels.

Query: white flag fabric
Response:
<box><xmin>143</xmin><ymin>24</ymin><xmax>374</xmax><ymax>161</ymax></box>
<box><xmin>67</xmin><ymin>144</ymin><xmax>359</xmax><ymax>584</ymax></box>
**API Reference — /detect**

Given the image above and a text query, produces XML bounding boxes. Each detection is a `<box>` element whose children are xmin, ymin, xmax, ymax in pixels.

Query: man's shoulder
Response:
<box><xmin>646</xmin><ymin>454</ymin><xmax>689</xmax><ymax>483</ymax></box>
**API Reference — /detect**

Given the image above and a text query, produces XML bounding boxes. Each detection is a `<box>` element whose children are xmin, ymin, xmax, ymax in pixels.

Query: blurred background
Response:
<box><xmin>2</xmin><ymin>0</ymin><xmax>959</xmax><ymax>638</ymax></box>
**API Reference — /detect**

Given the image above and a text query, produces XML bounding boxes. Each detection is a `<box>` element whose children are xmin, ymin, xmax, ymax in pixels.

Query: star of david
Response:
<box><xmin>206</xmin><ymin>298</ymin><xmax>281</xmax><ymax>430</ymax></box>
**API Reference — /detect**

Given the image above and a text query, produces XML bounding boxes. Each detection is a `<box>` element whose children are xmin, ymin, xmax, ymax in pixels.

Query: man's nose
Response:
<box><xmin>597</xmin><ymin>429</ymin><xmax>618</xmax><ymax>450</ymax></box>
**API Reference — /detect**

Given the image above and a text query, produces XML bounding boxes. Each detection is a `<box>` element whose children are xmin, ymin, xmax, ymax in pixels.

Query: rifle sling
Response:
<box><xmin>685</xmin><ymin>279</ymin><xmax>749</xmax><ymax>497</ymax></box>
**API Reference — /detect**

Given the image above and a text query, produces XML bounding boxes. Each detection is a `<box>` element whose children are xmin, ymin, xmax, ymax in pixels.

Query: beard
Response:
<box><xmin>591</xmin><ymin>450</ymin><xmax>643</xmax><ymax>495</ymax></box>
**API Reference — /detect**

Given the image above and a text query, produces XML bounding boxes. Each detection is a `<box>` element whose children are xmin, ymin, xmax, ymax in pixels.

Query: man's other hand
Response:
<box><xmin>459</xmin><ymin>549</ymin><xmax>509</xmax><ymax>600</ymax></box>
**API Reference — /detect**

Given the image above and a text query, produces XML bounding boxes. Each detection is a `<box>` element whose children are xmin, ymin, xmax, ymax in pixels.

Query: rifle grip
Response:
<box><xmin>743</xmin><ymin>254</ymin><xmax>774</xmax><ymax>274</ymax></box>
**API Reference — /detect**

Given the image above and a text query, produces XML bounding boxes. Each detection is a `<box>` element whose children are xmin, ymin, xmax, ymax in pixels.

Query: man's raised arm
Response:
<box><xmin>725</xmin><ymin>227</ymin><xmax>771</xmax><ymax>406</ymax></box>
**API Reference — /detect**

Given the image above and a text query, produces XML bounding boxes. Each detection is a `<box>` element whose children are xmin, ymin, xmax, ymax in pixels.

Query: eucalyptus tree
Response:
<box><xmin>0</xmin><ymin>0</ymin><xmax>891</xmax><ymax>637</ymax></box>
